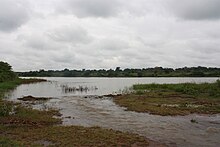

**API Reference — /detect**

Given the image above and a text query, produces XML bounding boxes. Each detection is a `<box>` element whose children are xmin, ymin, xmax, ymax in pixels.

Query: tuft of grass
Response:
<box><xmin>135</xmin><ymin>90</ymin><xmax>145</xmax><ymax>95</ymax></box>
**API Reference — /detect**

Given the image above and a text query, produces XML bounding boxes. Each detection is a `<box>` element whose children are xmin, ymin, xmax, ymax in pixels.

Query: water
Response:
<box><xmin>6</xmin><ymin>77</ymin><xmax>220</xmax><ymax>147</ymax></box>
<box><xmin>7</xmin><ymin>77</ymin><xmax>219</xmax><ymax>98</ymax></box>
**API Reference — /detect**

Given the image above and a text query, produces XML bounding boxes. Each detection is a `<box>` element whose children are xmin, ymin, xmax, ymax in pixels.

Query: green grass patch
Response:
<box><xmin>133</xmin><ymin>80</ymin><xmax>220</xmax><ymax>98</ymax></box>
<box><xmin>0</xmin><ymin>79</ymin><xmax>21</xmax><ymax>96</ymax></box>
<box><xmin>114</xmin><ymin>80</ymin><xmax>220</xmax><ymax>116</ymax></box>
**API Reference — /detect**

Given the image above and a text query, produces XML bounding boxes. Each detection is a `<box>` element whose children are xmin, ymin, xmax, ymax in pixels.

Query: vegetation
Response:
<box><xmin>133</xmin><ymin>80</ymin><xmax>220</xmax><ymax>98</ymax></box>
<box><xmin>0</xmin><ymin>124</ymin><xmax>150</xmax><ymax>146</ymax></box>
<box><xmin>18</xmin><ymin>66</ymin><xmax>220</xmax><ymax>77</ymax></box>
<box><xmin>114</xmin><ymin>80</ymin><xmax>220</xmax><ymax>116</ymax></box>
<box><xmin>0</xmin><ymin>61</ymin><xmax>17</xmax><ymax>82</ymax></box>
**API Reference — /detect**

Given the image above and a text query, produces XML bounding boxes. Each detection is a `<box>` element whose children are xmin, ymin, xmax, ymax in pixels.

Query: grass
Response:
<box><xmin>0</xmin><ymin>104</ymin><xmax>62</xmax><ymax>126</ymax></box>
<box><xmin>0</xmin><ymin>80</ymin><xmax>21</xmax><ymax>97</ymax></box>
<box><xmin>0</xmin><ymin>78</ymin><xmax>153</xmax><ymax>146</ymax></box>
<box><xmin>114</xmin><ymin>80</ymin><xmax>220</xmax><ymax>116</ymax></box>
<box><xmin>0</xmin><ymin>137</ymin><xmax>21</xmax><ymax>147</ymax></box>
<box><xmin>133</xmin><ymin>80</ymin><xmax>220</xmax><ymax>98</ymax></box>
<box><xmin>0</xmin><ymin>125</ymin><xmax>149</xmax><ymax>146</ymax></box>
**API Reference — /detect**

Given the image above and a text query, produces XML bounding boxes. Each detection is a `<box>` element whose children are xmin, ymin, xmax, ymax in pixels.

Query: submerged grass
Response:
<box><xmin>114</xmin><ymin>80</ymin><xmax>220</xmax><ymax>116</ymax></box>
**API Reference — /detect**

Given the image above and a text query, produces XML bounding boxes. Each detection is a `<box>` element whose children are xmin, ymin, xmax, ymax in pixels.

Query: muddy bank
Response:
<box><xmin>17</xmin><ymin>95</ymin><xmax>52</xmax><ymax>101</ymax></box>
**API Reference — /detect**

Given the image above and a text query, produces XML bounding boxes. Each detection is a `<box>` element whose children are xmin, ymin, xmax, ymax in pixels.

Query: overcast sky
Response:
<box><xmin>0</xmin><ymin>0</ymin><xmax>220</xmax><ymax>71</ymax></box>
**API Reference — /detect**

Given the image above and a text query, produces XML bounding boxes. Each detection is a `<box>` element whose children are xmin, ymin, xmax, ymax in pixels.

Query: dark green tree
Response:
<box><xmin>0</xmin><ymin>61</ymin><xmax>17</xmax><ymax>82</ymax></box>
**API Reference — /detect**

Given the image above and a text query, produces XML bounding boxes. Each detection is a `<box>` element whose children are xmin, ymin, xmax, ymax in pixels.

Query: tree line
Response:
<box><xmin>17</xmin><ymin>66</ymin><xmax>220</xmax><ymax>77</ymax></box>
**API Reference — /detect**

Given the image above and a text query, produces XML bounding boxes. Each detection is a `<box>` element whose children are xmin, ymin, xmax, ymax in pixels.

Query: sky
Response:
<box><xmin>0</xmin><ymin>0</ymin><xmax>220</xmax><ymax>71</ymax></box>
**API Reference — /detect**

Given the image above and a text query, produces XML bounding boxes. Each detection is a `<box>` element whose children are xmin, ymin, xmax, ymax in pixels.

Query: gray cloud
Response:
<box><xmin>58</xmin><ymin>0</ymin><xmax>120</xmax><ymax>18</ymax></box>
<box><xmin>17</xmin><ymin>32</ymin><xmax>62</xmax><ymax>51</ymax></box>
<box><xmin>167</xmin><ymin>0</ymin><xmax>220</xmax><ymax>20</ymax></box>
<box><xmin>98</xmin><ymin>38</ymin><xmax>130</xmax><ymax>51</ymax></box>
<box><xmin>0</xmin><ymin>0</ymin><xmax>29</xmax><ymax>32</ymax></box>
<box><xmin>47</xmin><ymin>25</ymin><xmax>92</xmax><ymax>44</ymax></box>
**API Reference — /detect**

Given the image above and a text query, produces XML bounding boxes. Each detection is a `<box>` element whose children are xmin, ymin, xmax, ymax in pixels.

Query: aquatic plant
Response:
<box><xmin>61</xmin><ymin>85</ymin><xmax>98</xmax><ymax>93</ymax></box>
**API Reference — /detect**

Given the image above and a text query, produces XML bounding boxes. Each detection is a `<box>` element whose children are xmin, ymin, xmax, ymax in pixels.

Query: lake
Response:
<box><xmin>7</xmin><ymin>77</ymin><xmax>219</xmax><ymax>98</ymax></box>
<box><xmin>6</xmin><ymin>77</ymin><xmax>220</xmax><ymax>147</ymax></box>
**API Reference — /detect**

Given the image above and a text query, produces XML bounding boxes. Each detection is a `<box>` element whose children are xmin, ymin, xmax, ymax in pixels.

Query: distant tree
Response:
<box><xmin>115</xmin><ymin>67</ymin><xmax>121</xmax><ymax>71</ymax></box>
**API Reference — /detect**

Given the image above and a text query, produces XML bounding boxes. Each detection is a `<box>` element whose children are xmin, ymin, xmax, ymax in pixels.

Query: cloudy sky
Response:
<box><xmin>0</xmin><ymin>0</ymin><xmax>220</xmax><ymax>71</ymax></box>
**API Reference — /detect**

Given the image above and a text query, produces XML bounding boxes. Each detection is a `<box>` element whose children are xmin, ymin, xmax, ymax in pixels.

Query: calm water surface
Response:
<box><xmin>7</xmin><ymin>77</ymin><xmax>220</xmax><ymax>98</ymax></box>
<box><xmin>6</xmin><ymin>77</ymin><xmax>220</xmax><ymax>147</ymax></box>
